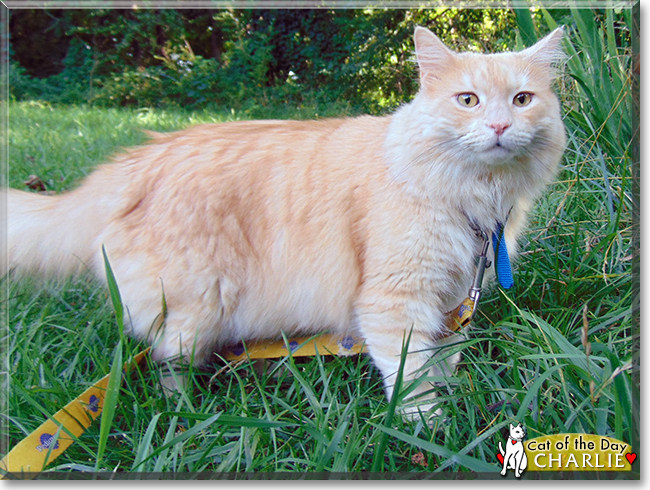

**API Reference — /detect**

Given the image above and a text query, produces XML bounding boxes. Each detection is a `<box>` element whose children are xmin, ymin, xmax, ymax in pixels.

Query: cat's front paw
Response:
<box><xmin>399</xmin><ymin>399</ymin><xmax>444</xmax><ymax>426</ymax></box>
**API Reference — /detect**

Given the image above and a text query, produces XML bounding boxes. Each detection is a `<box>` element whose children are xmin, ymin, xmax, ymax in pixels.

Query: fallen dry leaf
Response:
<box><xmin>24</xmin><ymin>174</ymin><xmax>47</xmax><ymax>192</ymax></box>
<box><xmin>411</xmin><ymin>451</ymin><xmax>426</xmax><ymax>466</ymax></box>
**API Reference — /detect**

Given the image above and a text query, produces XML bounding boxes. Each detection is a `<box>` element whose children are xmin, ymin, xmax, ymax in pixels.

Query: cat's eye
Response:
<box><xmin>513</xmin><ymin>92</ymin><xmax>533</xmax><ymax>107</ymax></box>
<box><xmin>457</xmin><ymin>93</ymin><xmax>479</xmax><ymax>107</ymax></box>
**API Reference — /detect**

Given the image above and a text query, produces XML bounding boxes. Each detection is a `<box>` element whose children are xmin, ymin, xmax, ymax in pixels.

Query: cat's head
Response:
<box><xmin>410</xmin><ymin>26</ymin><xmax>566</xmax><ymax>169</ymax></box>
<box><xmin>509</xmin><ymin>423</ymin><xmax>527</xmax><ymax>441</ymax></box>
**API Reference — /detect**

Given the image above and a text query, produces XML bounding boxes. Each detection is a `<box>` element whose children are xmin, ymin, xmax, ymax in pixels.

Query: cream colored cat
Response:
<box><xmin>6</xmin><ymin>27</ymin><xmax>566</xmax><ymax>419</ymax></box>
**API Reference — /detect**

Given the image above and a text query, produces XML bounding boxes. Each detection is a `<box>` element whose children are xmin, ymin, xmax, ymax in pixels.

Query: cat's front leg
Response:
<box><xmin>516</xmin><ymin>451</ymin><xmax>528</xmax><ymax>478</ymax></box>
<box><xmin>356</xmin><ymin>297</ymin><xmax>459</xmax><ymax>422</ymax></box>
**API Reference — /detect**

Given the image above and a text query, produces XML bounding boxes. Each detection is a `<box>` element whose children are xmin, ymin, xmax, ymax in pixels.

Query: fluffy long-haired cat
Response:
<box><xmin>6</xmin><ymin>27</ymin><xmax>566</xmax><ymax>419</ymax></box>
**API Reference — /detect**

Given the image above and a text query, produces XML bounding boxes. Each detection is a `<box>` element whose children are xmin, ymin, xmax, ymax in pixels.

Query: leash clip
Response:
<box><xmin>467</xmin><ymin>230</ymin><xmax>491</xmax><ymax>320</ymax></box>
<box><xmin>443</xmin><ymin>229</ymin><xmax>493</xmax><ymax>333</ymax></box>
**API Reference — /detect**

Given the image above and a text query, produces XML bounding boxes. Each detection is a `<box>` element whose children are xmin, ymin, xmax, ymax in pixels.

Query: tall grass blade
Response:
<box><xmin>370</xmin><ymin>423</ymin><xmax>496</xmax><ymax>473</ymax></box>
<box><xmin>94</xmin><ymin>340</ymin><xmax>122</xmax><ymax>473</ymax></box>
<box><xmin>514</xmin><ymin>6</ymin><xmax>538</xmax><ymax>47</ymax></box>
<box><xmin>132</xmin><ymin>413</ymin><xmax>163</xmax><ymax>472</ymax></box>
<box><xmin>102</xmin><ymin>246</ymin><xmax>124</xmax><ymax>338</ymax></box>
<box><xmin>371</xmin><ymin>330</ymin><xmax>411</xmax><ymax>472</ymax></box>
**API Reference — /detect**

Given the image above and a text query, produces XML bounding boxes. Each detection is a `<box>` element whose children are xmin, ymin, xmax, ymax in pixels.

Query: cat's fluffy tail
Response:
<box><xmin>498</xmin><ymin>441</ymin><xmax>505</xmax><ymax>456</ymax></box>
<box><xmin>5</xmin><ymin>184</ymin><xmax>111</xmax><ymax>278</ymax></box>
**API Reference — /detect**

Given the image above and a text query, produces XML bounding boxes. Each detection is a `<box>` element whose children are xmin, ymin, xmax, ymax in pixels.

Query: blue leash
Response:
<box><xmin>492</xmin><ymin>221</ymin><xmax>514</xmax><ymax>289</ymax></box>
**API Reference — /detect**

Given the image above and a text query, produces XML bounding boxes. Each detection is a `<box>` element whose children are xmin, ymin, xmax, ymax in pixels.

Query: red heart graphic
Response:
<box><xmin>512</xmin><ymin>440</ymin><xmax>517</xmax><ymax>445</ymax></box>
<box><xmin>497</xmin><ymin>453</ymin><xmax>504</xmax><ymax>464</ymax></box>
<box><xmin>626</xmin><ymin>453</ymin><xmax>637</xmax><ymax>464</ymax></box>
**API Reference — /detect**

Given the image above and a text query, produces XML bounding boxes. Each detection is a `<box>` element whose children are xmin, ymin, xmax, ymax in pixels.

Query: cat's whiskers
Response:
<box><xmin>388</xmin><ymin>136</ymin><xmax>462</xmax><ymax>181</ymax></box>
<box><xmin>530</xmin><ymin>134</ymin><xmax>568</xmax><ymax>152</ymax></box>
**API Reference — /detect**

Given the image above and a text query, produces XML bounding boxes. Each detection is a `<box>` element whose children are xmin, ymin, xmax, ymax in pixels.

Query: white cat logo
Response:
<box><xmin>498</xmin><ymin>423</ymin><xmax>528</xmax><ymax>478</ymax></box>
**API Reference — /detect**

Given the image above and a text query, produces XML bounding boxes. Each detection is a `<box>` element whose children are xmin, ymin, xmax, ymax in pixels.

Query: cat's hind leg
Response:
<box><xmin>148</xmin><ymin>311</ymin><xmax>217</xmax><ymax>392</ymax></box>
<box><xmin>498</xmin><ymin>442</ymin><xmax>508</xmax><ymax>476</ymax></box>
<box><xmin>110</xmin><ymin>267</ymin><xmax>230</xmax><ymax>394</ymax></box>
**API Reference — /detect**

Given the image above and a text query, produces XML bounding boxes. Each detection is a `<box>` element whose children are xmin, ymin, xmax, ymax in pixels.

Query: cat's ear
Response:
<box><xmin>414</xmin><ymin>26</ymin><xmax>455</xmax><ymax>81</ymax></box>
<box><xmin>520</xmin><ymin>27</ymin><xmax>565</xmax><ymax>74</ymax></box>
<box><xmin>510</xmin><ymin>423</ymin><xmax>514</xmax><ymax>430</ymax></box>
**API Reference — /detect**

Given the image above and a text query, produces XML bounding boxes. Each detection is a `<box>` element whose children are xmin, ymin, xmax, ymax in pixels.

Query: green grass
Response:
<box><xmin>1</xmin><ymin>12</ymin><xmax>638</xmax><ymax>477</ymax></box>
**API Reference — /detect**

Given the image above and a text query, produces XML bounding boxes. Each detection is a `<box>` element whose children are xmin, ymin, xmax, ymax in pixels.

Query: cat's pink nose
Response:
<box><xmin>488</xmin><ymin>122</ymin><xmax>511</xmax><ymax>136</ymax></box>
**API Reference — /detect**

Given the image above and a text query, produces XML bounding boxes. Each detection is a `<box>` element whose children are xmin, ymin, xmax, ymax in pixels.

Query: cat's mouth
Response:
<box><xmin>483</xmin><ymin>140</ymin><xmax>521</xmax><ymax>163</ymax></box>
<box><xmin>490</xmin><ymin>140</ymin><xmax>510</xmax><ymax>153</ymax></box>
<box><xmin>493</xmin><ymin>135</ymin><xmax>509</xmax><ymax>149</ymax></box>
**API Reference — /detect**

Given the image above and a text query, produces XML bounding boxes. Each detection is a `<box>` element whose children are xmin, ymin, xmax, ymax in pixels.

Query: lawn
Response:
<box><xmin>1</xmin><ymin>7</ymin><xmax>639</xmax><ymax>479</ymax></box>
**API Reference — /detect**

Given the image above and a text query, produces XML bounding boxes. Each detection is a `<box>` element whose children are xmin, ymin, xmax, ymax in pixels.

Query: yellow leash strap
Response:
<box><xmin>1</xmin><ymin>296</ymin><xmax>477</xmax><ymax>478</ymax></box>
<box><xmin>0</xmin><ymin>348</ymin><xmax>150</xmax><ymax>479</ymax></box>
<box><xmin>221</xmin><ymin>297</ymin><xmax>476</xmax><ymax>362</ymax></box>
<box><xmin>448</xmin><ymin>297</ymin><xmax>476</xmax><ymax>331</ymax></box>
<box><xmin>222</xmin><ymin>333</ymin><xmax>367</xmax><ymax>361</ymax></box>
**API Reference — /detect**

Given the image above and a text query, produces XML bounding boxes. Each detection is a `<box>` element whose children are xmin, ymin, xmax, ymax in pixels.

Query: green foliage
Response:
<box><xmin>95</xmin><ymin>55</ymin><xmax>221</xmax><ymax>109</ymax></box>
<box><xmin>9</xmin><ymin>8</ymin><xmax>517</xmax><ymax>113</ymax></box>
<box><xmin>9</xmin><ymin>37</ymin><xmax>95</xmax><ymax>105</ymax></box>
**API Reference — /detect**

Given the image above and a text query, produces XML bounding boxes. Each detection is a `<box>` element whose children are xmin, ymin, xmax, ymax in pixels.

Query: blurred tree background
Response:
<box><xmin>9</xmin><ymin>8</ymin><xmax>524</xmax><ymax>115</ymax></box>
